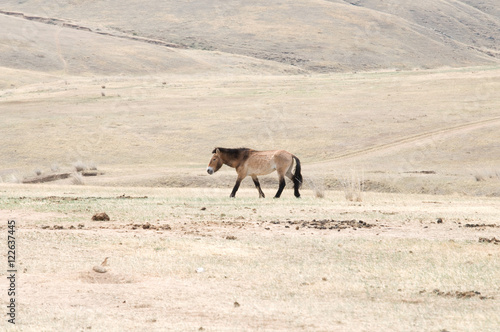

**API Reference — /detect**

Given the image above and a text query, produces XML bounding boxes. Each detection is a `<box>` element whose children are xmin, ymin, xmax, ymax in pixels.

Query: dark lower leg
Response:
<box><xmin>252</xmin><ymin>177</ymin><xmax>265</xmax><ymax>198</ymax></box>
<box><xmin>293</xmin><ymin>179</ymin><xmax>301</xmax><ymax>198</ymax></box>
<box><xmin>274</xmin><ymin>177</ymin><xmax>286</xmax><ymax>198</ymax></box>
<box><xmin>230</xmin><ymin>179</ymin><xmax>242</xmax><ymax>198</ymax></box>
<box><xmin>287</xmin><ymin>173</ymin><xmax>300</xmax><ymax>198</ymax></box>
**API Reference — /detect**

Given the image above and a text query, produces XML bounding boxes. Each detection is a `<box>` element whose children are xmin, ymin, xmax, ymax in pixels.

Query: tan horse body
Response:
<box><xmin>207</xmin><ymin>148</ymin><xmax>302</xmax><ymax>198</ymax></box>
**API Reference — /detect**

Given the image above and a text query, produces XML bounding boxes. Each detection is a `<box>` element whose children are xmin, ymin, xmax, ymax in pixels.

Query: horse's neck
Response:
<box><xmin>222</xmin><ymin>155</ymin><xmax>238</xmax><ymax>168</ymax></box>
<box><xmin>223</xmin><ymin>158</ymin><xmax>235</xmax><ymax>168</ymax></box>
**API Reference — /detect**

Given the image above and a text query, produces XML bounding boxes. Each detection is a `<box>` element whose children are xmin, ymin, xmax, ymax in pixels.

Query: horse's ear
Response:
<box><xmin>215</xmin><ymin>148</ymin><xmax>221</xmax><ymax>155</ymax></box>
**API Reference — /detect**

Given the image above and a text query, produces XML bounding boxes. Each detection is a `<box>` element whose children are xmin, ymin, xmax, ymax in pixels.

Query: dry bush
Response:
<box><xmin>2</xmin><ymin>173</ymin><xmax>21</xmax><ymax>184</ymax></box>
<box><xmin>88</xmin><ymin>161</ymin><xmax>98</xmax><ymax>171</ymax></box>
<box><xmin>34</xmin><ymin>168</ymin><xmax>43</xmax><ymax>176</ymax></box>
<box><xmin>73</xmin><ymin>160</ymin><xmax>87</xmax><ymax>172</ymax></box>
<box><xmin>306</xmin><ymin>176</ymin><xmax>325</xmax><ymax>198</ymax></box>
<box><xmin>340</xmin><ymin>171</ymin><xmax>364</xmax><ymax>202</ymax></box>
<box><xmin>71</xmin><ymin>172</ymin><xmax>85</xmax><ymax>185</ymax></box>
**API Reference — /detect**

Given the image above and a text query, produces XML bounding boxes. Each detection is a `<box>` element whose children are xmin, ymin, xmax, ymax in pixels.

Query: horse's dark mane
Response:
<box><xmin>213</xmin><ymin>147</ymin><xmax>252</xmax><ymax>160</ymax></box>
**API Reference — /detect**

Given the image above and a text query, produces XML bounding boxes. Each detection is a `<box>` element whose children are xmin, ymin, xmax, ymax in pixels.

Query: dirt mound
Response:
<box><xmin>92</xmin><ymin>212</ymin><xmax>110</xmax><ymax>221</ymax></box>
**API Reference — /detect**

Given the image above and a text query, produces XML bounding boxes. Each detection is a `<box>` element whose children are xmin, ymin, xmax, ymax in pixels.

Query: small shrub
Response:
<box><xmin>6</xmin><ymin>174</ymin><xmax>21</xmax><ymax>184</ymax></box>
<box><xmin>73</xmin><ymin>160</ymin><xmax>87</xmax><ymax>172</ymax></box>
<box><xmin>315</xmin><ymin>188</ymin><xmax>325</xmax><ymax>199</ymax></box>
<box><xmin>306</xmin><ymin>177</ymin><xmax>325</xmax><ymax>198</ymax></box>
<box><xmin>71</xmin><ymin>172</ymin><xmax>84</xmax><ymax>185</ymax></box>
<box><xmin>340</xmin><ymin>171</ymin><xmax>364</xmax><ymax>202</ymax></box>
<box><xmin>87</xmin><ymin>161</ymin><xmax>98</xmax><ymax>171</ymax></box>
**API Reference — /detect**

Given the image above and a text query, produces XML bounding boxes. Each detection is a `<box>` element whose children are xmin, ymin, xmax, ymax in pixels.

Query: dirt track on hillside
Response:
<box><xmin>313</xmin><ymin>116</ymin><xmax>500</xmax><ymax>164</ymax></box>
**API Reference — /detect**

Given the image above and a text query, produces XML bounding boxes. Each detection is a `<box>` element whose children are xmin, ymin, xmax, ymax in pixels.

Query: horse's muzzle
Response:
<box><xmin>207</xmin><ymin>167</ymin><xmax>214</xmax><ymax>175</ymax></box>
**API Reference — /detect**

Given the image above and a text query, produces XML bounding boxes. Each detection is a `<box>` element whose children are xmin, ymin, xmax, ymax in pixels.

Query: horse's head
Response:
<box><xmin>207</xmin><ymin>148</ymin><xmax>223</xmax><ymax>175</ymax></box>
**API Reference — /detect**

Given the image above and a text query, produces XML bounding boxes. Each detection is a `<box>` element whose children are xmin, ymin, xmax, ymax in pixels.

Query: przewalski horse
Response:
<box><xmin>207</xmin><ymin>148</ymin><xmax>302</xmax><ymax>198</ymax></box>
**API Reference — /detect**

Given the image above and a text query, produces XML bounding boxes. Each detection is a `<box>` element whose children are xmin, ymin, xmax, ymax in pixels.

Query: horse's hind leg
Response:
<box><xmin>286</xmin><ymin>171</ymin><xmax>300</xmax><ymax>198</ymax></box>
<box><xmin>252</xmin><ymin>175</ymin><xmax>265</xmax><ymax>198</ymax></box>
<box><xmin>274</xmin><ymin>175</ymin><xmax>286</xmax><ymax>198</ymax></box>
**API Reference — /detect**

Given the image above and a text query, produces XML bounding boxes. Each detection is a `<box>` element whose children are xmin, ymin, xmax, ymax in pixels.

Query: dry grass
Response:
<box><xmin>0</xmin><ymin>184</ymin><xmax>499</xmax><ymax>331</ymax></box>
<box><xmin>473</xmin><ymin>168</ymin><xmax>500</xmax><ymax>182</ymax></box>
<box><xmin>1</xmin><ymin>66</ymin><xmax>499</xmax><ymax>196</ymax></box>
<box><xmin>340</xmin><ymin>171</ymin><xmax>364</xmax><ymax>202</ymax></box>
<box><xmin>1</xmin><ymin>173</ymin><xmax>21</xmax><ymax>184</ymax></box>
<box><xmin>70</xmin><ymin>172</ymin><xmax>84</xmax><ymax>185</ymax></box>
<box><xmin>304</xmin><ymin>176</ymin><xmax>325</xmax><ymax>198</ymax></box>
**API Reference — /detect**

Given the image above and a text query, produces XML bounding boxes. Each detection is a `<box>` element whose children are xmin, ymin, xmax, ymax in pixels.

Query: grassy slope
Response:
<box><xmin>0</xmin><ymin>1</ymin><xmax>499</xmax><ymax>196</ymax></box>
<box><xmin>1</xmin><ymin>67</ymin><xmax>499</xmax><ymax>195</ymax></box>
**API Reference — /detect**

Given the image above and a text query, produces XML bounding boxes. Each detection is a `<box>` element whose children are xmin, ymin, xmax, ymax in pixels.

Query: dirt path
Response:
<box><xmin>312</xmin><ymin>116</ymin><xmax>500</xmax><ymax>164</ymax></box>
<box><xmin>0</xmin><ymin>9</ymin><xmax>184</xmax><ymax>49</ymax></box>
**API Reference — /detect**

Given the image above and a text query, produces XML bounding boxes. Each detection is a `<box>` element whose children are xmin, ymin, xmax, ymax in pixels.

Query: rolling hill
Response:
<box><xmin>1</xmin><ymin>0</ymin><xmax>499</xmax><ymax>74</ymax></box>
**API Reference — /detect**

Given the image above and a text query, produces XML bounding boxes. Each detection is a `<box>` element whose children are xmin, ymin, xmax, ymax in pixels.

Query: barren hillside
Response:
<box><xmin>1</xmin><ymin>0</ymin><xmax>499</xmax><ymax>73</ymax></box>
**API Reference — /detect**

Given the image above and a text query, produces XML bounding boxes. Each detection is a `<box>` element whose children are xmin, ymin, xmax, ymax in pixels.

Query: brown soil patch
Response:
<box><xmin>129</xmin><ymin>222</ymin><xmax>172</xmax><ymax>231</ymax></box>
<box><xmin>464</xmin><ymin>223</ymin><xmax>500</xmax><ymax>228</ymax></box>
<box><xmin>428</xmin><ymin>289</ymin><xmax>494</xmax><ymax>300</ymax></box>
<box><xmin>291</xmin><ymin>219</ymin><xmax>376</xmax><ymax>230</ymax></box>
<box><xmin>479</xmin><ymin>237</ymin><xmax>500</xmax><ymax>244</ymax></box>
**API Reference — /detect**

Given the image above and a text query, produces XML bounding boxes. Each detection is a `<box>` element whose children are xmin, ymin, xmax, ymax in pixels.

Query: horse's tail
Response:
<box><xmin>292</xmin><ymin>155</ymin><xmax>303</xmax><ymax>190</ymax></box>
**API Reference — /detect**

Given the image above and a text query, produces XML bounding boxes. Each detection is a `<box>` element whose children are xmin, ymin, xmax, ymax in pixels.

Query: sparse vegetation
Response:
<box><xmin>73</xmin><ymin>160</ymin><xmax>87</xmax><ymax>172</ymax></box>
<box><xmin>87</xmin><ymin>161</ymin><xmax>98</xmax><ymax>171</ymax></box>
<box><xmin>0</xmin><ymin>186</ymin><xmax>498</xmax><ymax>331</ymax></box>
<box><xmin>71</xmin><ymin>172</ymin><xmax>84</xmax><ymax>185</ymax></box>
<box><xmin>2</xmin><ymin>173</ymin><xmax>21</xmax><ymax>184</ymax></box>
<box><xmin>306</xmin><ymin>176</ymin><xmax>325</xmax><ymax>198</ymax></box>
<box><xmin>340</xmin><ymin>171</ymin><xmax>364</xmax><ymax>202</ymax></box>
<box><xmin>473</xmin><ymin>168</ymin><xmax>500</xmax><ymax>182</ymax></box>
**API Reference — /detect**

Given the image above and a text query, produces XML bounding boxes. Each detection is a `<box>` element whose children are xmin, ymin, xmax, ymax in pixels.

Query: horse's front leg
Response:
<box><xmin>230</xmin><ymin>175</ymin><xmax>245</xmax><ymax>198</ymax></box>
